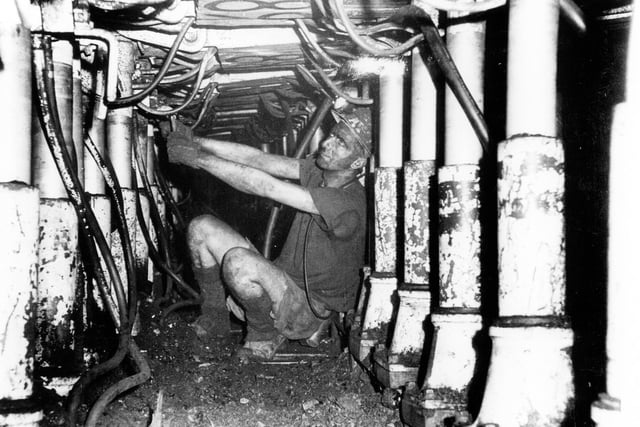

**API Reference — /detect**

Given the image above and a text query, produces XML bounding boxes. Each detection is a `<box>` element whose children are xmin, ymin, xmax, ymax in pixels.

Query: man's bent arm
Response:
<box><xmin>195</xmin><ymin>153</ymin><xmax>319</xmax><ymax>215</ymax></box>
<box><xmin>194</xmin><ymin>136</ymin><xmax>302</xmax><ymax>180</ymax></box>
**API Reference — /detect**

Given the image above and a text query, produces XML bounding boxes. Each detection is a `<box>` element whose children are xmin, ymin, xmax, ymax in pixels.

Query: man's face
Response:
<box><xmin>315</xmin><ymin>132</ymin><xmax>363</xmax><ymax>171</ymax></box>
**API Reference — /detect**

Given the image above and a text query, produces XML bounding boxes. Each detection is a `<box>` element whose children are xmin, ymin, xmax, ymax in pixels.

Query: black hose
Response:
<box><xmin>137</xmin><ymin>48</ymin><xmax>215</xmax><ymax>116</ymax></box>
<box><xmin>190</xmin><ymin>83</ymin><xmax>216</xmax><ymax>130</ymax></box>
<box><xmin>161</xmin><ymin>53</ymin><xmax>219</xmax><ymax>86</ymax></box>
<box><xmin>294</xmin><ymin>96</ymin><xmax>334</xmax><ymax>158</ymax></box>
<box><xmin>420</xmin><ymin>21</ymin><xmax>489</xmax><ymax>152</ymax></box>
<box><xmin>32</xmin><ymin>34</ymin><xmax>131</xmax><ymax>425</ymax></box>
<box><xmin>302</xmin><ymin>217</ymin><xmax>332</xmax><ymax>320</ymax></box>
<box><xmin>295</xmin><ymin>18</ymin><xmax>341</xmax><ymax>67</ymax></box>
<box><xmin>68</xmin><ymin>333</ymin><xmax>130</xmax><ymax>426</ymax></box>
<box><xmin>34</xmin><ymin>35</ymin><xmax>129</xmax><ymax>329</ymax></box>
<box><xmin>83</xmin><ymin>133</ymin><xmax>139</xmax><ymax>330</ymax></box>
<box><xmin>300</xmin><ymin>62</ymin><xmax>373</xmax><ymax>106</ymax></box>
<box><xmin>153</xmin><ymin>148</ymin><xmax>187</xmax><ymax>230</ymax></box>
<box><xmin>261</xmin><ymin>96</ymin><xmax>334</xmax><ymax>258</ymax></box>
<box><xmin>331</xmin><ymin>0</ymin><xmax>424</xmax><ymax>57</ymax></box>
<box><xmin>262</xmin><ymin>204</ymin><xmax>282</xmax><ymax>259</ymax></box>
<box><xmin>106</xmin><ymin>17</ymin><xmax>195</xmax><ymax>108</ymax></box>
<box><xmin>85</xmin><ymin>340</ymin><xmax>151</xmax><ymax>427</ymax></box>
<box><xmin>132</xmin><ymin>120</ymin><xmax>201</xmax><ymax>301</ymax></box>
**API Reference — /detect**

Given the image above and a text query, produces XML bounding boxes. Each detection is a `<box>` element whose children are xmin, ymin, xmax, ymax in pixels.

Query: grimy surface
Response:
<box><xmin>42</xmin><ymin>295</ymin><xmax>401</xmax><ymax>426</ymax></box>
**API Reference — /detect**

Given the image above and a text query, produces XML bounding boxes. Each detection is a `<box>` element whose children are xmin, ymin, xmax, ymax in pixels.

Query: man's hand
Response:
<box><xmin>166</xmin><ymin>121</ymin><xmax>200</xmax><ymax>168</ymax></box>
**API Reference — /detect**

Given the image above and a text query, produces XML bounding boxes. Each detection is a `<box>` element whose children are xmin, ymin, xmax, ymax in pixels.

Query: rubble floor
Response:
<box><xmin>43</xmin><ymin>294</ymin><xmax>401</xmax><ymax>427</ymax></box>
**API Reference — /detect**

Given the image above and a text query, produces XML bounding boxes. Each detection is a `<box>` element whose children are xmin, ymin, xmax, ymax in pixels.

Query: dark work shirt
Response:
<box><xmin>274</xmin><ymin>157</ymin><xmax>366</xmax><ymax>312</ymax></box>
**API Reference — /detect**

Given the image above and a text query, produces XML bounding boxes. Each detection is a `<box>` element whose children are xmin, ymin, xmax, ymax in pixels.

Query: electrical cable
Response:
<box><xmin>106</xmin><ymin>17</ymin><xmax>195</xmax><ymax>108</ymax></box>
<box><xmin>331</xmin><ymin>0</ymin><xmax>424</xmax><ymax>57</ymax></box>
<box><xmin>137</xmin><ymin>48</ymin><xmax>214</xmax><ymax>116</ymax></box>
<box><xmin>295</xmin><ymin>63</ymin><xmax>331</xmax><ymax>98</ymax></box>
<box><xmin>133</xmin><ymin>155</ymin><xmax>202</xmax><ymax>313</ymax></box>
<box><xmin>82</xmin><ymin>132</ymin><xmax>139</xmax><ymax>332</ymax></box>
<box><xmin>299</xmin><ymin>62</ymin><xmax>373</xmax><ymax>106</ymax></box>
<box><xmin>161</xmin><ymin>61</ymin><xmax>218</xmax><ymax>86</ymax></box>
<box><xmin>132</xmin><ymin>119</ymin><xmax>201</xmax><ymax>301</ymax></box>
<box><xmin>32</xmin><ymin>34</ymin><xmax>132</xmax><ymax>426</ymax></box>
<box><xmin>190</xmin><ymin>83</ymin><xmax>216</xmax><ymax>130</ymax></box>
<box><xmin>34</xmin><ymin>35</ymin><xmax>129</xmax><ymax>330</ymax></box>
<box><xmin>419</xmin><ymin>20</ymin><xmax>489</xmax><ymax>152</ymax></box>
<box><xmin>261</xmin><ymin>96</ymin><xmax>333</xmax><ymax>258</ymax></box>
<box><xmin>302</xmin><ymin>217</ymin><xmax>332</xmax><ymax>320</ymax></box>
<box><xmin>152</xmin><ymin>147</ymin><xmax>187</xmax><ymax>230</ymax></box>
<box><xmin>295</xmin><ymin>18</ymin><xmax>341</xmax><ymax>67</ymax></box>
<box><xmin>40</xmin><ymin>31</ymin><xmax>142</xmax><ymax>427</ymax></box>
<box><xmin>84</xmin><ymin>341</ymin><xmax>151</xmax><ymax>427</ymax></box>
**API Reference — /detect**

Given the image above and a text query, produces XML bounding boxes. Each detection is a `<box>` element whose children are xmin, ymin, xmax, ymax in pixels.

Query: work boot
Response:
<box><xmin>191</xmin><ymin>265</ymin><xmax>231</xmax><ymax>338</ymax></box>
<box><xmin>302</xmin><ymin>316</ymin><xmax>334</xmax><ymax>348</ymax></box>
<box><xmin>235</xmin><ymin>334</ymin><xmax>287</xmax><ymax>364</ymax></box>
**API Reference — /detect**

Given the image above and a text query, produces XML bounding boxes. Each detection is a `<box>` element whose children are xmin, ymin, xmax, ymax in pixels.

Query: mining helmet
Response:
<box><xmin>330</xmin><ymin>106</ymin><xmax>373</xmax><ymax>158</ymax></box>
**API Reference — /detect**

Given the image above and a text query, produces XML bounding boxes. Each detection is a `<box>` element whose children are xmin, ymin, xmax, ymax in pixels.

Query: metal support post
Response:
<box><xmin>33</xmin><ymin>39</ymin><xmax>74</xmax><ymax>199</ymax></box>
<box><xmin>36</xmin><ymin>199</ymin><xmax>81</xmax><ymax>397</ymax></box>
<box><xmin>353</xmin><ymin>64</ymin><xmax>405</xmax><ymax>364</ymax></box>
<box><xmin>0</xmin><ymin>12</ymin><xmax>32</xmax><ymax>184</ymax></box>
<box><xmin>0</xmin><ymin>8</ymin><xmax>42</xmax><ymax>422</ymax></box>
<box><xmin>31</xmin><ymin>38</ymin><xmax>84</xmax><ymax>397</ymax></box>
<box><xmin>0</xmin><ymin>183</ymin><xmax>42</xmax><ymax>426</ymax></box>
<box><xmin>591</xmin><ymin>10</ymin><xmax>640</xmax><ymax>425</ymax></box>
<box><xmin>402</xmin><ymin>13</ymin><xmax>487</xmax><ymax>424</ymax></box>
<box><xmin>473</xmin><ymin>0</ymin><xmax>574</xmax><ymax>424</ymax></box>
<box><xmin>374</xmin><ymin>46</ymin><xmax>438</xmax><ymax>388</ymax></box>
<box><xmin>107</xmin><ymin>39</ymin><xmax>137</xmax><ymax>326</ymax></box>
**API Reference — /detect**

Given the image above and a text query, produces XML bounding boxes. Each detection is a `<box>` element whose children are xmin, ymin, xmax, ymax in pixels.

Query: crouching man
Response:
<box><xmin>165</xmin><ymin>106</ymin><xmax>372</xmax><ymax>362</ymax></box>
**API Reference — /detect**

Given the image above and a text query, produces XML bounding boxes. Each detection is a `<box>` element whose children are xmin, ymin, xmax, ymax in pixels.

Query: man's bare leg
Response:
<box><xmin>187</xmin><ymin>214</ymin><xmax>256</xmax><ymax>337</ymax></box>
<box><xmin>221</xmin><ymin>247</ymin><xmax>296</xmax><ymax>361</ymax></box>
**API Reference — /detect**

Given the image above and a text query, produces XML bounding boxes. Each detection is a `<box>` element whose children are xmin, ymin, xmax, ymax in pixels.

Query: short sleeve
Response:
<box><xmin>299</xmin><ymin>156</ymin><xmax>319</xmax><ymax>187</ymax></box>
<box><xmin>308</xmin><ymin>187</ymin><xmax>363</xmax><ymax>240</ymax></box>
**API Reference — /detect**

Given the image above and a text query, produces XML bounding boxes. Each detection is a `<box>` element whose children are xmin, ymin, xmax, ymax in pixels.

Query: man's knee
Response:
<box><xmin>222</xmin><ymin>247</ymin><xmax>263</xmax><ymax>299</ymax></box>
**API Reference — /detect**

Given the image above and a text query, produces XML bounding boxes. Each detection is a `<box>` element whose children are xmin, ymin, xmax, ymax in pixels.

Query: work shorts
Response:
<box><xmin>272</xmin><ymin>277</ymin><xmax>331</xmax><ymax>340</ymax></box>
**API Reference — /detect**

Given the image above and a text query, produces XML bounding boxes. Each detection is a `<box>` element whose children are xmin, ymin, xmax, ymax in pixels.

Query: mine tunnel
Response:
<box><xmin>0</xmin><ymin>0</ymin><xmax>637</xmax><ymax>426</ymax></box>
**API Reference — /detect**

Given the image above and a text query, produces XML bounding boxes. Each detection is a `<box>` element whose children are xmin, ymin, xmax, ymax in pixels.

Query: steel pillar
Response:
<box><xmin>375</xmin><ymin>45</ymin><xmax>439</xmax><ymax>387</ymax></box>
<box><xmin>0</xmin><ymin>13</ymin><xmax>32</xmax><ymax>184</ymax></box>
<box><xmin>32</xmin><ymin>39</ymin><xmax>74</xmax><ymax>199</ymax></box>
<box><xmin>134</xmin><ymin>114</ymin><xmax>150</xmax><ymax>289</ymax></box>
<box><xmin>109</xmin><ymin>189</ymin><xmax>137</xmax><ymax>326</ymax></box>
<box><xmin>353</xmin><ymin>65</ymin><xmax>405</xmax><ymax>363</ymax></box>
<box><xmin>444</xmin><ymin>20</ymin><xmax>485</xmax><ymax>165</ymax></box>
<box><xmin>0</xmin><ymin>183</ymin><xmax>42</xmax><ymax>426</ymax></box>
<box><xmin>106</xmin><ymin>39</ymin><xmax>137</xmax><ymax>329</ymax></box>
<box><xmin>402</xmin><ymin>13</ymin><xmax>487</xmax><ymax>424</ymax></box>
<box><xmin>591</xmin><ymin>103</ymin><xmax>640</xmax><ymax>424</ymax></box>
<box><xmin>87</xmin><ymin>195</ymin><xmax>115</xmax><ymax>330</ymax></box>
<box><xmin>506</xmin><ymin>0</ymin><xmax>559</xmax><ymax>138</ymax></box>
<box><xmin>591</xmin><ymin>11</ymin><xmax>640</xmax><ymax>425</ymax></box>
<box><xmin>475</xmin><ymin>136</ymin><xmax>573</xmax><ymax>426</ymax></box>
<box><xmin>473</xmin><ymin>0</ymin><xmax>573</xmax><ymax>422</ymax></box>
<box><xmin>0</xmin><ymin>9</ymin><xmax>42</xmax><ymax>422</ymax></box>
<box><xmin>408</xmin><ymin>165</ymin><xmax>482</xmax><ymax>425</ymax></box>
<box><xmin>85</xmin><ymin>68</ymin><xmax>107</xmax><ymax>195</ymax></box>
<box><xmin>106</xmin><ymin>39</ymin><xmax>135</xmax><ymax>190</ymax></box>
<box><xmin>36</xmin><ymin>199</ymin><xmax>81</xmax><ymax>396</ymax></box>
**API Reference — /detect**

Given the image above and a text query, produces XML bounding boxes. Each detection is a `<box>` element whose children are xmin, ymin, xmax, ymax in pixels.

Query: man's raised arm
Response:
<box><xmin>167</xmin><ymin>122</ymin><xmax>302</xmax><ymax>180</ymax></box>
<box><xmin>166</xmin><ymin>127</ymin><xmax>318</xmax><ymax>215</ymax></box>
